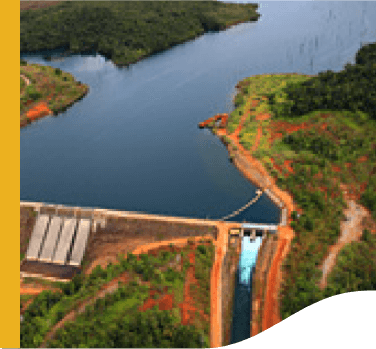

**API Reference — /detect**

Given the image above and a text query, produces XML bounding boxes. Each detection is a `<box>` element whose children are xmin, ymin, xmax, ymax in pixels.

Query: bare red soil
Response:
<box><xmin>255</xmin><ymin>113</ymin><xmax>271</xmax><ymax>121</ymax></box>
<box><xmin>20</xmin><ymin>278</ymin><xmax>61</xmax><ymax>296</ymax></box>
<box><xmin>137</xmin><ymin>242</ymin><xmax>209</xmax><ymax>327</ymax></box>
<box><xmin>138</xmin><ymin>287</ymin><xmax>174</xmax><ymax>312</ymax></box>
<box><xmin>262</xmin><ymin>239</ymin><xmax>287</xmax><ymax>331</ymax></box>
<box><xmin>26</xmin><ymin>102</ymin><xmax>53</xmax><ymax>121</ymax></box>
<box><xmin>268</xmin><ymin>120</ymin><xmax>310</xmax><ymax>146</ymax></box>
<box><xmin>251</xmin><ymin>126</ymin><xmax>262</xmax><ymax>152</ymax></box>
<box><xmin>178</xmin><ymin>250</ymin><xmax>208</xmax><ymax>325</ymax></box>
<box><xmin>357</xmin><ymin>155</ymin><xmax>368</xmax><ymax>163</ymax></box>
<box><xmin>21</xmin><ymin>297</ymin><xmax>36</xmax><ymax>315</ymax></box>
<box><xmin>198</xmin><ymin>113</ymin><xmax>228</xmax><ymax>129</ymax></box>
<box><xmin>270</xmin><ymin>158</ymin><xmax>294</xmax><ymax>177</ymax></box>
<box><xmin>20</xmin><ymin>279</ymin><xmax>62</xmax><ymax>315</ymax></box>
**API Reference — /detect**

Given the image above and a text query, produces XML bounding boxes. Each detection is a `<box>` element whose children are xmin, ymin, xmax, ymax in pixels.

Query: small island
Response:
<box><xmin>20</xmin><ymin>60</ymin><xmax>89</xmax><ymax>127</ymax></box>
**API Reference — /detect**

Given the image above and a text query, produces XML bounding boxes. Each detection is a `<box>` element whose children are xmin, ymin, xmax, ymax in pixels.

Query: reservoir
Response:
<box><xmin>21</xmin><ymin>1</ymin><xmax>376</xmax><ymax>223</ymax></box>
<box><xmin>20</xmin><ymin>1</ymin><xmax>376</xmax><ymax>345</ymax></box>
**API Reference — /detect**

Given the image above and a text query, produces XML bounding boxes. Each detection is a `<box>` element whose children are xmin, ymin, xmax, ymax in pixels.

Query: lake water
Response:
<box><xmin>21</xmin><ymin>1</ymin><xmax>376</xmax><ymax>223</ymax></box>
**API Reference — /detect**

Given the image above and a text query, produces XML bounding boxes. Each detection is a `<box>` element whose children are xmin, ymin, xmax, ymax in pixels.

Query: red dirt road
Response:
<box><xmin>262</xmin><ymin>238</ymin><xmax>287</xmax><ymax>331</ymax></box>
<box><xmin>178</xmin><ymin>250</ymin><xmax>208</xmax><ymax>325</ymax></box>
<box><xmin>210</xmin><ymin>222</ymin><xmax>241</xmax><ymax>347</ymax></box>
<box><xmin>202</xmin><ymin>96</ymin><xmax>297</xmax><ymax>338</ymax></box>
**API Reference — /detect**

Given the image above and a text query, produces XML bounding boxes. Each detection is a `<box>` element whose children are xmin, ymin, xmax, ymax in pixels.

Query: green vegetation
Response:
<box><xmin>268</xmin><ymin>43</ymin><xmax>376</xmax><ymax>122</ymax></box>
<box><xmin>20</xmin><ymin>294</ymin><xmax>34</xmax><ymax>310</ymax></box>
<box><xmin>20</xmin><ymin>76</ymin><xmax>26</xmax><ymax>92</ymax></box>
<box><xmin>21</xmin><ymin>1</ymin><xmax>260</xmax><ymax>66</ymax></box>
<box><xmin>226</xmin><ymin>42</ymin><xmax>376</xmax><ymax>320</ymax></box>
<box><xmin>324</xmin><ymin>230</ymin><xmax>376</xmax><ymax>295</ymax></box>
<box><xmin>21</xmin><ymin>243</ymin><xmax>214</xmax><ymax>348</ymax></box>
<box><xmin>194</xmin><ymin>243</ymin><xmax>215</xmax><ymax>318</ymax></box>
<box><xmin>20</xmin><ymin>61</ymin><xmax>88</xmax><ymax>125</ymax></box>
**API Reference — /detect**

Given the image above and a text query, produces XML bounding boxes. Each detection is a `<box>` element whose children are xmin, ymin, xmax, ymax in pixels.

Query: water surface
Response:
<box><xmin>21</xmin><ymin>1</ymin><xmax>376</xmax><ymax>222</ymax></box>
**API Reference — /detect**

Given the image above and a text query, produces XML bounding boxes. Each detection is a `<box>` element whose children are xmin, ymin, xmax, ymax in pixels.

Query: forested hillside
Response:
<box><xmin>268</xmin><ymin>42</ymin><xmax>376</xmax><ymax>122</ymax></box>
<box><xmin>21</xmin><ymin>242</ymin><xmax>214</xmax><ymax>348</ymax></box>
<box><xmin>267</xmin><ymin>42</ymin><xmax>376</xmax><ymax>223</ymax></box>
<box><xmin>264</xmin><ymin>42</ymin><xmax>376</xmax><ymax>318</ymax></box>
<box><xmin>20</xmin><ymin>1</ymin><xmax>260</xmax><ymax>66</ymax></box>
<box><xmin>218</xmin><ymin>41</ymin><xmax>376</xmax><ymax>325</ymax></box>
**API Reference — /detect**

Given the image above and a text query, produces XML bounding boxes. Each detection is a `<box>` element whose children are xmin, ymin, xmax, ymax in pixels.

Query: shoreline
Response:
<box><xmin>207</xmin><ymin>68</ymin><xmax>376</xmax><ymax>335</ymax></box>
<box><xmin>218</xmin><ymin>130</ymin><xmax>295</xmax><ymax>333</ymax></box>
<box><xmin>20</xmin><ymin>88</ymin><xmax>89</xmax><ymax>128</ymax></box>
<box><xmin>200</xmin><ymin>90</ymin><xmax>297</xmax><ymax>336</ymax></box>
<box><xmin>21</xmin><ymin>18</ymin><xmax>259</xmax><ymax>70</ymax></box>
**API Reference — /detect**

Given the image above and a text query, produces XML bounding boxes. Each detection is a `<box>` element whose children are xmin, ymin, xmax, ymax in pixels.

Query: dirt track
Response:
<box><xmin>320</xmin><ymin>197</ymin><xmax>376</xmax><ymax>289</ymax></box>
<box><xmin>210</xmin><ymin>222</ymin><xmax>241</xmax><ymax>348</ymax></box>
<box><xmin>41</xmin><ymin>232</ymin><xmax>234</xmax><ymax>348</ymax></box>
<box><xmin>20</xmin><ymin>74</ymin><xmax>31</xmax><ymax>86</ymax></box>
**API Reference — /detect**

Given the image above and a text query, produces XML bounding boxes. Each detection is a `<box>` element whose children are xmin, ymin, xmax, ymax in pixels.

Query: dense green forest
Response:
<box><xmin>21</xmin><ymin>242</ymin><xmax>214</xmax><ymax>348</ymax></box>
<box><xmin>20</xmin><ymin>1</ymin><xmax>260</xmax><ymax>66</ymax></box>
<box><xmin>268</xmin><ymin>42</ymin><xmax>376</xmax><ymax>122</ymax></box>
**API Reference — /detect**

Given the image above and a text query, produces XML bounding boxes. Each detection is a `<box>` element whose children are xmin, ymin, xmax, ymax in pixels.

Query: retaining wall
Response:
<box><xmin>251</xmin><ymin>233</ymin><xmax>279</xmax><ymax>336</ymax></box>
<box><xmin>221</xmin><ymin>236</ymin><xmax>242</xmax><ymax>346</ymax></box>
<box><xmin>264</xmin><ymin>188</ymin><xmax>284</xmax><ymax>209</ymax></box>
<box><xmin>21</xmin><ymin>201</ymin><xmax>220</xmax><ymax>232</ymax></box>
<box><xmin>21</xmin><ymin>201</ymin><xmax>219</xmax><ymax>276</ymax></box>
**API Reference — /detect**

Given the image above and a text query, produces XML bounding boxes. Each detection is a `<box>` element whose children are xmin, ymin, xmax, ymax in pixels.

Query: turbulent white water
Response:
<box><xmin>239</xmin><ymin>236</ymin><xmax>263</xmax><ymax>288</ymax></box>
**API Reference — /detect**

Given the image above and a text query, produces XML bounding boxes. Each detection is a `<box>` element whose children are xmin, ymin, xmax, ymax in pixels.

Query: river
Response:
<box><xmin>21</xmin><ymin>0</ymin><xmax>376</xmax><ymax>344</ymax></box>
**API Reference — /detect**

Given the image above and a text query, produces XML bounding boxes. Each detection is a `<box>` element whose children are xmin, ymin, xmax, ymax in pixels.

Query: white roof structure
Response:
<box><xmin>53</xmin><ymin>218</ymin><xmax>78</xmax><ymax>265</ymax></box>
<box><xmin>39</xmin><ymin>216</ymin><xmax>63</xmax><ymax>262</ymax></box>
<box><xmin>26</xmin><ymin>214</ymin><xmax>50</xmax><ymax>260</ymax></box>
<box><xmin>69</xmin><ymin>219</ymin><xmax>91</xmax><ymax>266</ymax></box>
<box><xmin>241</xmin><ymin>223</ymin><xmax>278</xmax><ymax>231</ymax></box>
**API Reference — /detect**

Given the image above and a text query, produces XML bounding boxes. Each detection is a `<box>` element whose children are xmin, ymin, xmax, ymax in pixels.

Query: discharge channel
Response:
<box><xmin>231</xmin><ymin>236</ymin><xmax>262</xmax><ymax>344</ymax></box>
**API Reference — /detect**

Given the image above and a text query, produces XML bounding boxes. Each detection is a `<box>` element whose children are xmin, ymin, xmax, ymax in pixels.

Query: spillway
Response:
<box><xmin>230</xmin><ymin>236</ymin><xmax>262</xmax><ymax>344</ymax></box>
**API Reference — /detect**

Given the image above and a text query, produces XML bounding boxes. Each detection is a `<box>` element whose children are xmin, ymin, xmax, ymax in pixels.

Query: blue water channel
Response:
<box><xmin>231</xmin><ymin>236</ymin><xmax>262</xmax><ymax>344</ymax></box>
<box><xmin>20</xmin><ymin>2</ymin><xmax>376</xmax><ymax>344</ymax></box>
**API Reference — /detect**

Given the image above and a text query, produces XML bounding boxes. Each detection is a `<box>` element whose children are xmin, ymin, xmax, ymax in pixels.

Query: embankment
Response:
<box><xmin>221</xmin><ymin>235</ymin><xmax>242</xmax><ymax>346</ymax></box>
<box><xmin>200</xmin><ymin>95</ymin><xmax>294</xmax><ymax>335</ymax></box>
<box><xmin>251</xmin><ymin>234</ymin><xmax>278</xmax><ymax>336</ymax></box>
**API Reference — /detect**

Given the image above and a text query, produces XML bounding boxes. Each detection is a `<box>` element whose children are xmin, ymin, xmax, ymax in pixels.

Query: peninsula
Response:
<box><xmin>20</xmin><ymin>60</ymin><xmax>89</xmax><ymax>127</ymax></box>
<box><xmin>200</xmin><ymin>41</ymin><xmax>376</xmax><ymax>335</ymax></box>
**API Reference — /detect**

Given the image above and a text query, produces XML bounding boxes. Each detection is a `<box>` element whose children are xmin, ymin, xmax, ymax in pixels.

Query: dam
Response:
<box><xmin>21</xmin><ymin>200</ymin><xmax>284</xmax><ymax>281</ymax></box>
<box><xmin>21</xmin><ymin>198</ymin><xmax>284</xmax><ymax>349</ymax></box>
